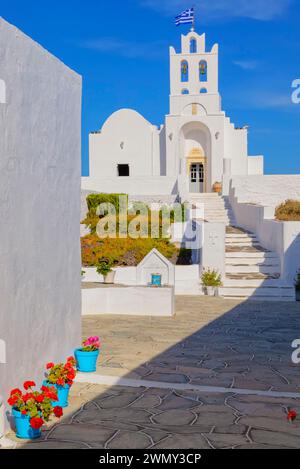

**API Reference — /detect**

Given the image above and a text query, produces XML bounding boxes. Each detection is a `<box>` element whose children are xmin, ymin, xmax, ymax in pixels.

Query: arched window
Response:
<box><xmin>190</xmin><ymin>38</ymin><xmax>197</xmax><ymax>53</ymax></box>
<box><xmin>181</xmin><ymin>60</ymin><xmax>189</xmax><ymax>82</ymax></box>
<box><xmin>199</xmin><ymin>60</ymin><xmax>208</xmax><ymax>82</ymax></box>
<box><xmin>200</xmin><ymin>88</ymin><xmax>207</xmax><ymax>94</ymax></box>
<box><xmin>182</xmin><ymin>89</ymin><xmax>189</xmax><ymax>95</ymax></box>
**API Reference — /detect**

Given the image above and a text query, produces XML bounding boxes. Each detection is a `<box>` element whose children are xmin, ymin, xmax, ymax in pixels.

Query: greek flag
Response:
<box><xmin>175</xmin><ymin>8</ymin><xmax>194</xmax><ymax>26</ymax></box>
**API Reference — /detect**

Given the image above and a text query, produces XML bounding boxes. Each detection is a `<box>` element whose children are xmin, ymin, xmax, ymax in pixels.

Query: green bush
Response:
<box><xmin>96</xmin><ymin>258</ymin><xmax>114</xmax><ymax>277</ymax></box>
<box><xmin>86</xmin><ymin>193</ymin><xmax>128</xmax><ymax>215</ymax></box>
<box><xmin>275</xmin><ymin>200</ymin><xmax>300</xmax><ymax>221</ymax></box>
<box><xmin>201</xmin><ymin>268</ymin><xmax>222</xmax><ymax>287</ymax></box>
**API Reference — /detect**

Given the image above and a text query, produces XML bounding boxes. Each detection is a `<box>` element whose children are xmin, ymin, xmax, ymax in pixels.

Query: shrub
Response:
<box><xmin>86</xmin><ymin>193</ymin><xmax>128</xmax><ymax>216</ymax></box>
<box><xmin>96</xmin><ymin>258</ymin><xmax>114</xmax><ymax>277</ymax></box>
<box><xmin>81</xmin><ymin>234</ymin><xmax>191</xmax><ymax>267</ymax></box>
<box><xmin>275</xmin><ymin>200</ymin><xmax>300</xmax><ymax>221</ymax></box>
<box><xmin>201</xmin><ymin>268</ymin><xmax>222</xmax><ymax>287</ymax></box>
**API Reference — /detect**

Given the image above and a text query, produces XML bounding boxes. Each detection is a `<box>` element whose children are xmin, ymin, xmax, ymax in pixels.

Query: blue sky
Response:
<box><xmin>1</xmin><ymin>0</ymin><xmax>300</xmax><ymax>175</ymax></box>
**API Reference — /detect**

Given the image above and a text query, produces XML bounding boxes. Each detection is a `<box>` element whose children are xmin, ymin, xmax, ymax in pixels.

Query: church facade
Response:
<box><xmin>82</xmin><ymin>30</ymin><xmax>264</xmax><ymax>200</ymax></box>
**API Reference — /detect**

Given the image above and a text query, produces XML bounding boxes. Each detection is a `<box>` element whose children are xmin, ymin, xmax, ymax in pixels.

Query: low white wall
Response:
<box><xmin>82</xmin><ymin>264</ymin><xmax>202</xmax><ymax>295</ymax></box>
<box><xmin>230</xmin><ymin>175</ymin><xmax>300</xmax><ymax>207</ymax></box>
<box><xmin>82</xmin><ymin>286</ymin><xmax>175</xmax><ymax>317</ymax></box>
<box><xmin>81</xmin><ymin>176</ymin><xmax>178</xmax><ymax>196</ymax></box>
<box><xmin>230</xmin><ymin>188</ymin><xmax>300</xmax><ymax>283</ymax></box>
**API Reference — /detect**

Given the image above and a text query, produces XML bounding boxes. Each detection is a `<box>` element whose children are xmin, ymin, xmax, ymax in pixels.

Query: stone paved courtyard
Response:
<box><xmin>9</xmin><ymin>296</ymin><xmax>300</xmax><ymax>449</ymax></box>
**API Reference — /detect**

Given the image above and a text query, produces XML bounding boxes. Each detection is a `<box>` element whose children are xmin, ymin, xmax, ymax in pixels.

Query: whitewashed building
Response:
<box><xmin>82</xmin><ymin>28</ymin><xmax>300</xmax><ymax>302</ymax></box>
<box><xmin>82</xmin><ymin>30</ymin><xmax>263</xmax><ymax>200</ymax></box>
<box><xmin>0</xmin><ymin>18</ymin><xmax>82</xmax><ymax>435</ymax></box>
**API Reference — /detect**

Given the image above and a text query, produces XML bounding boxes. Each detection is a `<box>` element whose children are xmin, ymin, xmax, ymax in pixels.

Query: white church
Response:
<box><xmin>82</xmin><ymin>29</ymin><xmax>263</xmax><ymax>203</ymax></box>
<box><xmin>82</xmin><ymin>28</ymin><xmax>300</xmax><ymax>301</ymax></box>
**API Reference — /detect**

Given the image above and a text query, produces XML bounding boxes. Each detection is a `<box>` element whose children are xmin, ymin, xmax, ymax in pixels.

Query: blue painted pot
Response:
<box><xmin>151</xmin><ymin>274</ymin><xmax>162</xmax><ymax>286</ymax></box>
<box><xmin>75</xmin><ymin>348</ymin><xmax>100</xmax><ymax>373</ymax></box>
<box><xmin>12</xmin><ymin>409</ymin><xmax>42</xmax><ymax>440</ymax></box>
<box><xmin>43</xmin><ymin>381</ymin><xmax>70</xmax><ymax>408</ymax></box>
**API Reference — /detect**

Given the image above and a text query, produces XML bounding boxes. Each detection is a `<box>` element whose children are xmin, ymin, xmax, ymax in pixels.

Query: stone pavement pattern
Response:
<box><xmin>84</xmin><ymin>297</ymin><xmax>300</xmax><ymax>393</ymax></box>
<box><xmin>12</xmin><ymin>383</ymin><xmax>300</xmax><ymax>449</ymax></box>
<box><xmin>7</xmin><ymin>296</ymin><xmax>300</xmax><ymax>449</ymax></box>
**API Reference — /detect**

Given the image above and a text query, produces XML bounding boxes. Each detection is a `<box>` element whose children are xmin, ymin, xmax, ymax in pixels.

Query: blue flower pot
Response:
<box><xmin>43</xmin><ymin>381</ymin><xmax>70</xmax><ymax>408</ymax></box>
<box><xmin>75</xmin><ymin>348</ymin><xmax>100</xmax><ymax>373</ymax></box>
<box><xmin>12</xmin><ymin>409</ymin><xmax>42</xmax><ymax>440</ymax></box>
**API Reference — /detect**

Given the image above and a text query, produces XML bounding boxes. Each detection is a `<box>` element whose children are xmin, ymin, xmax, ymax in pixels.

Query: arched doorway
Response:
<box><xmin>180</xmin><ymin>123</ymin><xmax>211</xmax><ymax>194</ymax></box>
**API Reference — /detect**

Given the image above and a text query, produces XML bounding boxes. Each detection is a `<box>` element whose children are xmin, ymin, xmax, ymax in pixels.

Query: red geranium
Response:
<box><xmin>7</xmin><ymin>395</ymin><xmax>19</xmax><ymax>406</ymax></box>
<box><xmin>46</xmin><ymin>362</ymin><xmax>55</xmax><ymax>370</ymax></box>
<box><xmin>22</xmin><ymin>393</ymin><xmax>34</xmax><ymax>403</ymax></box>
<box><xmin>45</xmin><ymin>357</ymin><xmax>77</xmax><ymax>388</ymax></box>
<box><xmin>24</xmin><ymin>381</ymin><xmax>36</xmax><ymax>391</ymax></box>
<box><xmin>35</xmin><ymin>394</ymin><xmax>45</xmax><ymax>403</ymax></box>
<box><xmin>53</xmin><ymin>406</ymin><xmax>63</xmax><ymax>418</ymax></box>
<box><xmin>287</xmin><ymin>410</ymin><xmax>297</xmax><ymax>422</ymax></box>
<box><xmin>10</xmin><ymin>389</ymin><xmax>22</xmax><ymax>397</ymax></box>
<box><xmin>8</xmin><ymin>381</ymin><xmax>62</xmax><ymax>432</ymax></box>
<box><xmin>30</xmin><ymin>417</ymin><xmax>44</xmax><ymax>430</ymax></box>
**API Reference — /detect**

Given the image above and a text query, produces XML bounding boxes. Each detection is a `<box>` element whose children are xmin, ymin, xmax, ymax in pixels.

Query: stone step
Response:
<box><xmin>226</xmin><ymin>264</ymin><xmax>280</xmax><ymax>274</ymax></box>
<box><xmin>226</xmin><ymin>251</ymin><xmax>278</xmax><ymax>259</ymax></box>
<box><xmin>220</xmin><ymin>285</ymin><xmax>295</xmax><ymax>299</ymax></box>
<box><xmin>224</xmin><ymin>278</ymin><xmax>282</xmax><ymax>288</ymax></box>
<box><xmin>226</xmin><ymin>233</ymin><xmax>256</xmax><ymax>239</ymax></box>
<box><xmin>225</xmin><ymin>256</ymin><xmax>279</xmax><ymax>266</ymax></box>
<box><xmin>226</xmin><ymin>239</ymin><xmax>260</xmax><ymax>246</ymax></box>
<box><xmin>222</xmin><ymin>295</ymin><xmax>295</xmax><ymax>302</ymax></box>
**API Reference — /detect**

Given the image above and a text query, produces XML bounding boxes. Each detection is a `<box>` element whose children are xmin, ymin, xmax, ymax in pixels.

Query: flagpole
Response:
<box><xmin>191</xmin><ymin>4</ymin><xmax>195</xmax><ymax>31</ymax></box>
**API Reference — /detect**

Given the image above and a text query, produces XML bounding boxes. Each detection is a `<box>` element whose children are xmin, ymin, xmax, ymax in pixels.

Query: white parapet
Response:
<box><xmin>82</xmin><ymin>285</ymin><xmax>175</xmax><ymax>317</ymax></box>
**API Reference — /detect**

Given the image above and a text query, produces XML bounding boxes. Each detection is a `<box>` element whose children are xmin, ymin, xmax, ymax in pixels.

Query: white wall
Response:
<box><xmin>82</xmin><ymin>286</ymin><xmax>175</xmax><ymax>317</ymax></box>
<box><xmin>231</xmin><ymin>175</ymin><xmax>300</xmax><ymax>206</ymax></box>
<box><xmin>82</xmin><ymin>265</ymin><xmax>202</xmax><ymax>295</ymax></box>
<box><xmin>81</xmin><ymin>175</ymin><xmax>178</xmax><ymax>196</ymax></box>
<box><xmin>0</xmin><ymin>19</ymin><xmax>82</xmax><ymax>429</ymax></box>
<box><xmin>89</xmin><ymin>109</ymin><xmax>162</xmax><ymax>178</ymax></box>
<box><xmin>230</xmin><ymin>187</ymin><xmax>300</xmax><ymax>284</ymax></box>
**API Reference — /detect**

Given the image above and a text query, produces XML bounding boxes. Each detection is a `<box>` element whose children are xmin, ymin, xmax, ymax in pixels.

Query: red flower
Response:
<box><xmin>35</xmin><ymin>394</ymin><xmax>45</xmax><ymax>403</ymax></box>
<box><xmin>67</xmin><ymin>380</ymin><xmax>73</xmax><ymax>387</ymax></box>
<box><xmin>67</xmin><ymin>356</ymin><xmax>75</xmax><ymax>364</ymax></box>
<box><xmin>56</xmin><ymin>378</ymin><xmax>65</xmax><ymax>386</ymax></box>
<box><xmin>53</xmin><ymin>406</ymin><xmax>63</xmax><ymax>418</ymax></box>
<box><xmin>67</xmin><ymin>370</ymin><xmax>75</xmax><ymax>381</ymax></box>
<box><xmin>287</xmin><ymin>410</ymin><xmax>297</xmax><ymax>422</ymax></box>
<box><xmin>22</xmin><ymin>393</ymin><xmax>34</xmax><ymax>403</ymax></box>
<box><xmin>46</xmin><ymin>362</ymin><xmax>55</xmax><ymax>370</ymax></box>
<box><xmin>24</xmin><ymin>381</ymin><xmax>35</xmax><ymax>390</ymax></box>
<box><xmin>30</xmin><ymin>417</ymin><xmax>44</xmax><ymax>430</ymax></box>
<box><xmin>21</xmin><ymin>410</ymin><xmax>27</xmax><ymax>415</ymax></box>
<box><xmin>7</xmin><ymin>395</ymin><xmax>19</xmax><ymax>406</ymax></box>
<box><xmin>45</xmin><ymin>390</ymin><xmax>58</xmax><ymax>401</ymax></box>
<box><xmin>10</xmin><ymin>388</ymin><xmax>22</xmax><ymax>397</ymax></box>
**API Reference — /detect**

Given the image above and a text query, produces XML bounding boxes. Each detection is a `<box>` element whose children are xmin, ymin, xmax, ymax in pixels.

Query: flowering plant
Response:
<box><xmin>7</xmin><ymin>381</ymin><xmax>63</xmax><ymax>430</ymax></box>
<box><xmin>45</xmin><ymin>356</ymin><xmax>77</xmax><ymax>387</ymax></box>
<box><xmin>82</xmin><ymin>336</ymin><xmax>101</xmax><ymax>352</ymax></box>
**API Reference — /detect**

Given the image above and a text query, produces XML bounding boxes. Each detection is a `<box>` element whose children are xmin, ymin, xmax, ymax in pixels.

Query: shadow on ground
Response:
<box><xmin>11</xmin><ymin>295</ymin><xmax>300</xmax><ymax>449</ymax></box>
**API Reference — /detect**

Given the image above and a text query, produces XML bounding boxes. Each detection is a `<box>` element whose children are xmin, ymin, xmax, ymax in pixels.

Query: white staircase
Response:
<box><xmin>189</xmin><ymin>193</ymin><xmax>236</xmax><ymax>226</ymax></box>
<box><xmin>220</xmin><ymin>227</ymin><xmax>295</xmax><ymax>301</ymax></box>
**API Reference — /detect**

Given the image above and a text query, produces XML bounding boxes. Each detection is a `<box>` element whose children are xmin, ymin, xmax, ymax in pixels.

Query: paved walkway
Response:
<box><xmin>9</xmin><ymin>297</ymin><xmax>300</xmax><ymax>449</ymax></box>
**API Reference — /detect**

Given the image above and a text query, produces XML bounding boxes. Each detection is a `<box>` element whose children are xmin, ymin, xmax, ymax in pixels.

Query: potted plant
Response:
<box><xmin>7</xmin><ymin>381</ymin><xmax>63</xmax><ymax>440</ymax></box>
<box><xmin>96</xmin><ymin>258</ymin><xmax>116</xmax><ymax>284</ymax></box>
<box><xmin>212</xmin><ymin>182</ymin><xmax>222</xmax><ymax>194</ymax></box>
<box><xmin>295</xmin><ymin>270</ymin><xmax>300</xmax><ymax>302</ymax></box>
<box><xmin>201</xmin><ymin>268</ymin><xmax>222</xmax><ymax>296</ymax></box>
<box><xmin>75</xmin><ymin>336</ymin><xmax>100</xmax><ymax>373</ymax></box>
<box><xmin>43</xmin><ymin>357</ymin><xmax>76</xmax><ymax>408</ymax></box>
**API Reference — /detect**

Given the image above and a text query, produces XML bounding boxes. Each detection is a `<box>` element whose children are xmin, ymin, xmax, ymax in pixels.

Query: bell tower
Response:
<box><xmin>169</xmin><ymin>31</ymin><xmax>221</xmax><ymax>115</ymax></box>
